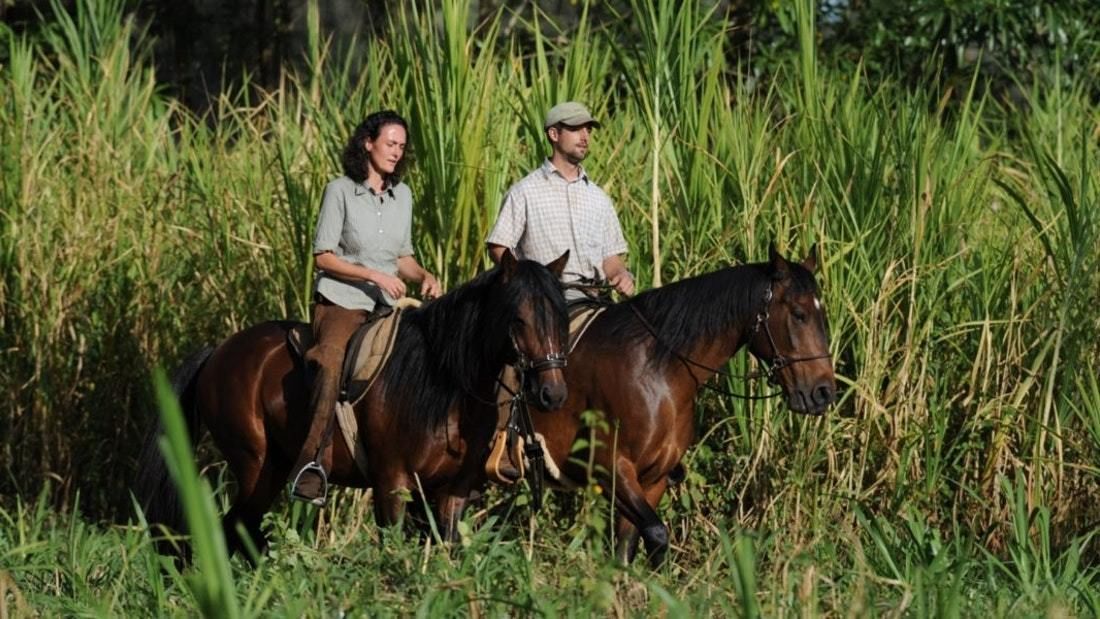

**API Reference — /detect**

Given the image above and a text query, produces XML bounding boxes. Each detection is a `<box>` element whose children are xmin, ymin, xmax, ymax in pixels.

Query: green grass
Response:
<box><xmin>1</xmin><ymin>0</ymin><xmax>1098</xmax><ymax>615</ymax></box>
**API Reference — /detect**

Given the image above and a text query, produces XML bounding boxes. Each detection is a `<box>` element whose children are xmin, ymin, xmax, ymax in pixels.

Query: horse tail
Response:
<box><xmin>133</xmin><ymin>346</ymin><xmax>214</xmax><ymax>545</ymax></box>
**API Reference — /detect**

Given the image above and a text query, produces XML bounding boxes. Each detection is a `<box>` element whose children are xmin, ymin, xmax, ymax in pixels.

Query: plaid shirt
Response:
<box><xmin>487</xmin><ymin>159</ymin><xmax>627</xmax><ymax>285</ymax></box>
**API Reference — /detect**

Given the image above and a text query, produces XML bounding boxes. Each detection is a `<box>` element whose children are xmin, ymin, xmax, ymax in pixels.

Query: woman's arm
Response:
<box><xmin>396</xmin><ymin>255</ymin><xmax>442</xmax><ymax>299</ymax></box>
<box><xmin>315</xmin><ymin>251</ymin><xmax>406</xmax><ymax>299</ymax></box>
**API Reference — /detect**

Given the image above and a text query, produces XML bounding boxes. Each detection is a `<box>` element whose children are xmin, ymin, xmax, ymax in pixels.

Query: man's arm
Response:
<box><xmin>602</xmin><ymin>254</ymin><xmax>635</xmax><ymax>296</ymax></box>
<box><xmin>486</xmin><ymin>243</ymin><xmax>509</xmax><ymax>265</ymax></box>
<box><xmin>396</xmin><ymin>255</ymin><xmax>442</xmax><ymax>299</ymax></box>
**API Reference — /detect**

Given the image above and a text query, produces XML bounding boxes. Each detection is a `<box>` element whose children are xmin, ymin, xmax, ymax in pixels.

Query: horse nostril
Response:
<box><xmin>813</xmin><ymin>384</ymin><xmax>834</xmax><ymax>406</ymax></box>
<box><xmin>539</xmin><ymin>383</ymin><xmax>566</xmax><ymax>410</ymax></box>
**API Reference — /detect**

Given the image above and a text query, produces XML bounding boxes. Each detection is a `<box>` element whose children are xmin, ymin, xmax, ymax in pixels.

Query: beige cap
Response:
<box><xmin>544</xmin><ymin>101</ymin><xmax>601</xmax><ymax>129</ymax></box>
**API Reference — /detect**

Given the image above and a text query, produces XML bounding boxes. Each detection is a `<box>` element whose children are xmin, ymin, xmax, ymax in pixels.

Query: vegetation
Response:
<box><xmin>1</xmin><ymin>0</ymin><xmax>1097</xmax><ymax>615</ymax></box>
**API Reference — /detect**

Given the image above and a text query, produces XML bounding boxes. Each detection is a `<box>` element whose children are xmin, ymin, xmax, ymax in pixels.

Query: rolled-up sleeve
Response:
<box><xmin>313</xmin><ymin>183</ymin><xmax>345</xmax><ymax>254</ymax></box>
<box><xmin>486</xmin><ymin>187</ymin><xmax>526</xmax><ymax>248</ymax></box>
<box><xmin>399</xmin><ymin>186</ymin><xmax>414</xmax><ymax>257</ymax></box>
<box><xmin>601</xmin><ymin>203</ymin><xmax>628</xmax><ymax>258</ymax></box>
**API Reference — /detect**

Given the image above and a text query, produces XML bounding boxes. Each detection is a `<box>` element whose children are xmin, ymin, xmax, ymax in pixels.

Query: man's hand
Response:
<box><xmin>420</xmin><ymin>273</ymin><xmax>443</xmax><ymax>299</ymax></box>
<box><xmin>607</xmin><ymin>269</ymin><xmax>635</xmax><ymax>297</ymax></box>
<box><xmin>371</xmin><ymin>272</ymin><xmax>407</xmax><ymax>299</ymax></box>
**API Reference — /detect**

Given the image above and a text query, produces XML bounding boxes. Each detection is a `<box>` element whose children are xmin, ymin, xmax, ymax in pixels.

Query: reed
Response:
<box><xmin>0</xmin><ymin>0</ymin><xmax>1097</xmax><ymax>614</ymax></box>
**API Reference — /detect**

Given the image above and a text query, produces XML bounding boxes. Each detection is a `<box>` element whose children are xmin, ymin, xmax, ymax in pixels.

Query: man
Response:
<box><xmin>482</xmin><ymin>102</ymin><xmax>633</xmax><ymax>484</ymax></box>
<box><xmin>486</xmin><ymin>101</ymin><xmax>634</xmax><ymax>298</ymax></box>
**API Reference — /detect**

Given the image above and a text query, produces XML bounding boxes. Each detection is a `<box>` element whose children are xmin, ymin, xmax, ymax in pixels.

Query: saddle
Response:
<box><xmin>287</xmin><ymin>297</ymin><xmax>421</xmax><ymax>476</ymax></box>
<box><xmin>484</xmin><ymin>301</ymin><xmax>607</xmax><ymax>484</ymax></box>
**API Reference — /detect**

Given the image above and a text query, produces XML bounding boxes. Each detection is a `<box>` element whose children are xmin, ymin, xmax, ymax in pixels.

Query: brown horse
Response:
<box><xmin>531</xmin><ymin>245</ymin><xmax>836</xmax><ymax>567</ymax></box>
<box><xmin>135</xmin><ymin>251</ymin><xmax>570</xmax><ymax>556</ymax></box>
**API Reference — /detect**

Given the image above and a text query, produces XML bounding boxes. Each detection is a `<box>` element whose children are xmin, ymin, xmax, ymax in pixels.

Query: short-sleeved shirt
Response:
<box><xmin>313</xmin><ymin>175</ymin><xmax>414</xmax><ymax>311</ymax></box>
<box><xmin>487</xmin><ymin>159</ymin><xmax>627</xmax><ymax>289</ymax></box>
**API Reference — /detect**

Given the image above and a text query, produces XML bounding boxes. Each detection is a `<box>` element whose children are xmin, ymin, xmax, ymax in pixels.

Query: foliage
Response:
<box><xmin>0</xmin><ymin>0</ymin><xmax>1098</xmax><ymax>613</ymax></box>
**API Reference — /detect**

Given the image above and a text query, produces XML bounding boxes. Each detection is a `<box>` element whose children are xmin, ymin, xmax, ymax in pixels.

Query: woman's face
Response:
<box><xmin>365</xmin><ymin>123</ymin><xmax>407</xmax><ymax>176</ymax></box>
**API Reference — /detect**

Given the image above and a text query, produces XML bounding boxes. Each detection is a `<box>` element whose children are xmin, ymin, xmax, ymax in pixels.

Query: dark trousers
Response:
<box><xmin>293</xmin><ymin>296</ymin><xmax>372</xmax><ymax>474</ymax></box>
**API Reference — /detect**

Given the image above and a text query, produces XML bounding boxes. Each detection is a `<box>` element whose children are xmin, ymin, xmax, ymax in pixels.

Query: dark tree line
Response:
<box><xmin>2</xmin><ymin>0</ymin><xmax>1096</xmax><ymax>115</ymax></box>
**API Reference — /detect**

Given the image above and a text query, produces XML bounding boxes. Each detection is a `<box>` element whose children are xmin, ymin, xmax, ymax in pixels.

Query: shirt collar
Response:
<box><xmin>540</xmin><ymin>158</ymin><xmax>589</xmax><ymax>184</ymax></box>
<box><xmin>353</xmin><ymin>177</ymin><xmax>396</xmax><ymax>198</ymax></box>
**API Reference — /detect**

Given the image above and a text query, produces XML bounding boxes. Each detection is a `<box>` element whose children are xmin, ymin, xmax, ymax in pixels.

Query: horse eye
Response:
<box><xmin>792</xmin><ymin>309</ymin><xmax>807</xmax><ymax>322</ymax></box>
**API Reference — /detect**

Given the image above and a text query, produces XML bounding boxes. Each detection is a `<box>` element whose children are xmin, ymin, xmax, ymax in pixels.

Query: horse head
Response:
<box><xmin>747</xmin><ymin>243</ymin><xmax>837</xmax><ymax>415</ymax></box>
<box><xmin>498</xmin><ymin>249</ymin><xmax>570</xmax><ymax>410</ymax></box>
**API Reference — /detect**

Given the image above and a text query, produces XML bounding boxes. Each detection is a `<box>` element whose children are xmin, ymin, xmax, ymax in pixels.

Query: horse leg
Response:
<box><xmin>613</xmin><ymin>516</ymin><xmax>642</xmax><ymax>564</ymax></box>
<box><xmin>222</xmin><ymin>448</ymin><xmax>290</xmax><ymax>561</ymax></box>
<box><xmin>433</xmin><ymin>487</ymin><xmax>470</xmax><ymax>543</ymax></box>
<box><xmin>606</xmin><ymin>459</ymin><xmax>671</xmax><ymax>568</ymax></box>
<box><xmin>372</xmin><ymin>472</ymin><xmax>412</xmax><ymax>529</ymax></box>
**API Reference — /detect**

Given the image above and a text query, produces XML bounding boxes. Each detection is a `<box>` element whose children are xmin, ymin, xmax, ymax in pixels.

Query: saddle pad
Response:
<box><xmin>567</xmin><ymin>304</ymin><xmax>606</xmax><ymax>354</ymax></box>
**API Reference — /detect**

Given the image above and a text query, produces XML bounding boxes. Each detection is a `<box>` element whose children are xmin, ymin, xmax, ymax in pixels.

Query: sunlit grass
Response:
<box><xmin>0</xmin><ymin>0</ymin><xmax>1098</xmax><ymax>614</ymax></box>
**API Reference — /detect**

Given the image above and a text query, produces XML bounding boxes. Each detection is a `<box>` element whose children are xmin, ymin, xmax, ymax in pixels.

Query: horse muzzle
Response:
<box><xmin>787</xmin><ymin>381</ymin><xmax>836</xmax><ymax>415</ymax></box>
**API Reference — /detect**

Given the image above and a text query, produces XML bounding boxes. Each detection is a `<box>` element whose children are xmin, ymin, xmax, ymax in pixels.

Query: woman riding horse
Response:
<box><xmin>135</xmin><ymin>250</ymin><xmax>571</xmax><ymax>557</ymax></box>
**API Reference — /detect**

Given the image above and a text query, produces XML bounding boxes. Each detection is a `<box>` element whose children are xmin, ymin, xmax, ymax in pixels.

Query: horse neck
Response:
<box><xmin>631</xmin><ymin>265</ymin><xmax>766</xmax><ymax>373</ymax></box>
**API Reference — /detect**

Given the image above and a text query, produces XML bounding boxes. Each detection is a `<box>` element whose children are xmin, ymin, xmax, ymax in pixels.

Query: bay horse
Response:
<box><xmin>532</xmin><ymin>245</ymin><xmax>836</xmax><ymax>567</ymax></box>
<box><xmin>135</xmin><ymin>251</ymin><xmax>570</xmax><ymax>556</ymax></box>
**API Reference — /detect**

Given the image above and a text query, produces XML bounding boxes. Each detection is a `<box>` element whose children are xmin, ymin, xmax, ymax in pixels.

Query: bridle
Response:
<box><xmin>509</xmin><ymin>323</ymin><xmax>568</xmax><ymax>374</ymax></box>
<box><xmin>748</xmin><ymin>283</ymin><xmax>833</xmax><ymax>386</ymax></box>
<box><xmin>502</xmin><ymin>315</ymin><xmax>567</xmax><ymax>512</ymax></box>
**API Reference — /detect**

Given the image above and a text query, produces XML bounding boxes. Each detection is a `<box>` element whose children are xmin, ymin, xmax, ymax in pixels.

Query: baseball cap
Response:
<box><xmin>544</xmin><ymin>101</ymin><xmax>601</xmax><ymax>129</ymax></box>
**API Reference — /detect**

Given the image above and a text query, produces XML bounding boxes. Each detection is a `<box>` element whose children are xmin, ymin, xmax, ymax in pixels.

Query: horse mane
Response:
<box><xmin>599</xmin><ymin>261</ymin><xmax>819</xmax><ymax>368</ymax></box>
<box><xmin>380</xmin><ymin>260</ymin><xmax>567</xmax><ymax>436</ymax></box>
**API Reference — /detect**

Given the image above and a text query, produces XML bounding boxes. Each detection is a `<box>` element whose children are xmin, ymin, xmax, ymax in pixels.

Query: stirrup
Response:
<box><xmin>485</xmin><ymin>428</ymin><xmax>523</xmax><ymax>485</ymax></box>
<box><xmin>289</xmin><ymin>461</ymin><xmax>328</xmax><ymax>507</ymax></box>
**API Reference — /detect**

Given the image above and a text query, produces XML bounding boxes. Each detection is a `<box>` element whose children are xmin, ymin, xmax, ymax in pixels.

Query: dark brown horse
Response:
<box><xmin>135</xmin><ymin>251</ymin><xmax>570</xmax><ymax>555</ymax></box>
<box><xmin>531</xmin><ymin>245</ymin><xmax>836</xmax><ymax>567</ymax></box>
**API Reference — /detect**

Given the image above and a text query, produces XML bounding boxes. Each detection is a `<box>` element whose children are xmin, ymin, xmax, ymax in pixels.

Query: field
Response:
<box><xmin>1</xmin><ymin>0</ymin><xmax>1098</xmax><ymax>616</ymax></box>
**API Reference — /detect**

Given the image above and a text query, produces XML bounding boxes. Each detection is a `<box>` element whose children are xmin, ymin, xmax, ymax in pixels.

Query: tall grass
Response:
<box><xmin>1</xmin><ymin>0</ymin><xmax>1098</xmax><ymax>614</ymax></box>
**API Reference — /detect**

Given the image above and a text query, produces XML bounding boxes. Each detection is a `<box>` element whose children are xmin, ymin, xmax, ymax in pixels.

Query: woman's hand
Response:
<box><xmin>420</xmin><ymin>274</ymin><xmax>442</xmax><ymax>299</ymax></box>
<box><xmin>370</xmin><ymin>272</ymin><xmax>407</xmax><ymax>299</ymax></box>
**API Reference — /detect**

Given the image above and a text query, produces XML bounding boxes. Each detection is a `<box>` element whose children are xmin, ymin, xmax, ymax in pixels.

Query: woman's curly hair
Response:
<box><xmin>342</xmin><ymin>110</ymin><xmax>410</xmax><ymax>184</ymax></box>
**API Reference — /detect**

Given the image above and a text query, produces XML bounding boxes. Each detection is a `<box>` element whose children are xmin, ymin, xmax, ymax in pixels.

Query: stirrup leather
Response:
<box><xmin>289</xmin><ymin>461</ymin><xmax>329</xmax><ymax>507</ymax></box>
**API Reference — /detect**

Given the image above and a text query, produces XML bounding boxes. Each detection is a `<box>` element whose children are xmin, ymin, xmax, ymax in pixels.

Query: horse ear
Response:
<box><xmin>500</xmin><ymin>248</ymin><xmax>518</xmax><ymax>279</ymax></box>
<box><xmin>546</xmin><ymin>250</ymin><xmax>569</xmax><ymax>278</ymax></box>
<box><xmin>802</xmin><ymin>243</ymin><xmax>818</xmax><ymax>273</ymax></box>
<box><xmin>768</xmin><ymin>242</ymin><xmax>790</xmax><ymax>280</ymax></box>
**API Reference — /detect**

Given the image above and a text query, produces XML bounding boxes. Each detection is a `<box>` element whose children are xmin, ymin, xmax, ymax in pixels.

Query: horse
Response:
<box><xmin>529</xmin><ymin>244</ymin><xmax>836</xmax><ymax>567</ymax></box>
<box><xmin>134</xmin><ymin>250</ymin><xmax>571</xmax><ymax>557</ymax></box>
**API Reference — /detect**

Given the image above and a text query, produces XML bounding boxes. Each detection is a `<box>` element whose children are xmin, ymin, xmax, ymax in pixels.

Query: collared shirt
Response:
<box><xmin>487</xmin><ymin>159</ymin><xmax>627</xmax><ymax>290</ymax></box>
<box><xmin>313</xmin><ymin>175</ymin><xmax>414</xmax><ymax>311</ymax></box>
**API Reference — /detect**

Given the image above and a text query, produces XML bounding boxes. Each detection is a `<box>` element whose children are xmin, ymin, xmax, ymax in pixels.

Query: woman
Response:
<box><xmin>290</xmin><ymin>110</ymin><xmax>441</xmax><ymax>506</ymax></box>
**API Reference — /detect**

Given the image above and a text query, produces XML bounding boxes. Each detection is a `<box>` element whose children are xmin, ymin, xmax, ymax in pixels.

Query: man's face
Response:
<box><xmin>548</xmin><ymin>123</ymin><xmax>594</xmax><ymax>164</ymax></box>
<box><xmin>365</xmin><ymin>123</ymin><xmax>407</xmax><ymax>175</ymax></box>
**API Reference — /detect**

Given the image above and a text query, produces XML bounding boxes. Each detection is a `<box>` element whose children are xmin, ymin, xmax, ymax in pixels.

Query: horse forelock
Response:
<box><xmin>511</xmin><ymin>260</ymin><xmax>569</xmax><ymax>346</ymax></box>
